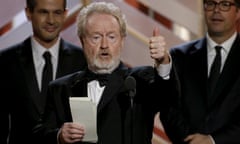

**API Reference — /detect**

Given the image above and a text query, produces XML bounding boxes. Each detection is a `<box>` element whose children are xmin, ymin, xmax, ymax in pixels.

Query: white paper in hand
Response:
<box><xmin>69</xmin><ymin>97</ymin><xmax>98</xmax><ymax>142</ymax></box>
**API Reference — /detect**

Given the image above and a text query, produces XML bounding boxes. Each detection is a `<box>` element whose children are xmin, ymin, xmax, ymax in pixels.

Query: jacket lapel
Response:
<box><xmin>97</xmin><ymin>69</ymin><xmax>126</xmax><ymax>113</ymax></box>
<box><xmin>70</xmin><ymin>71</ymin><xmax>88</xmax><ymax>98</ymax></box>
<box><xmin>97</xmin><ymin>64</ymin><xmax>129</xmax><ymax>113</ymax></box>
<box><xmin>56</xmin><ymin>39</ymin><xmax>70</xmax><ymax>78</ymax></box>
<box><xmin>189</xmin><ymin>39</ymin><xmax>209</xmax><ymax>104</ymax></box>
<box><xmin>18</xmin><ymin>38</ymin><xmax>43</xmax><ymax>113</ymax></box>
<box><xmin>209</xmin><ymin>34</ymin><xmax>240</xmax><ymax>107</ymax></box>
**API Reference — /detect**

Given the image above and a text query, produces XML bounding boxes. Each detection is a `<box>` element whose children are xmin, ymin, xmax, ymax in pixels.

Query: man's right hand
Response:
<box><xmin>59</xmin><ymin>122</ymin><xmax>85</xmax><ymax>144</ymax></box>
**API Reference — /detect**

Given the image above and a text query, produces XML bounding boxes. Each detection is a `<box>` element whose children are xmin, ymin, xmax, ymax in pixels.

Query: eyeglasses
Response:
<box><xmin>204</xmin><ymin>1</ymin><xmax>236</xmax><ymax>11</ymax></box>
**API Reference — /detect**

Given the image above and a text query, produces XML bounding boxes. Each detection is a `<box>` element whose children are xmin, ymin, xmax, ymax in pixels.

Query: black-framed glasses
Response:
<box><xmin>204</xmin><ymin>1</ymin><xmax>236</xmax><ymax>11</ymax></box>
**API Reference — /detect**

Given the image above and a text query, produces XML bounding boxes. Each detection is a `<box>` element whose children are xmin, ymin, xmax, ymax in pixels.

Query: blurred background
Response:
<box><xmin>0</xmin><ymin>0</ymin><xmax>216</xmax><ymax>143</ymax></box>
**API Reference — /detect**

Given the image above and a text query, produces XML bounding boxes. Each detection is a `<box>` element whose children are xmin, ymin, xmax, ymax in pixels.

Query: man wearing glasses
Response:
<box><xmin>150</xmin><ymin>0</ymin><xmax>240</xmax><ymax>143</ymax></box>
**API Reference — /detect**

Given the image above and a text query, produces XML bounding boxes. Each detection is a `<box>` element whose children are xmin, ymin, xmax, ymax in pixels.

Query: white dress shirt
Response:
<box><xmin>31</xmin><ymin>37</ymin><xmax>60</xmax><ymax>90</ymax></box>
<box><xmin>206</xmin><ymin>32</ymin><xmax>236</xmax><ymax>76</ymax></box>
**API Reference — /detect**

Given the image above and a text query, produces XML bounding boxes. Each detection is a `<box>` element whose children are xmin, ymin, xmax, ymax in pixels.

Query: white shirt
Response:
<box><xmin>206</xmin><ymin>32</ymin><xmax>236</xmax><ymax>76</ymax></box>
<box><xmin>88</xmin><ymin>80</ymin><xmax>105</xmax><ymax>105</ymax></box>
<box><xmin>31</xmin><ymin>37</ymin><xmax>60</xmax><ymax>90</ymax></box>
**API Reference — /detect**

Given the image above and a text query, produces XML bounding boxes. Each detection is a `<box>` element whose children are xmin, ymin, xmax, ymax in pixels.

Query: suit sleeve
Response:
<box><xmin>0</xmin><ymin>54</ymin><xmax>10</xmax><ymax>144</ymax></box>
<box><xmin>158</xmin><ymin>64</ymin><xmax>190</xmax><ymax>144</ymax></box>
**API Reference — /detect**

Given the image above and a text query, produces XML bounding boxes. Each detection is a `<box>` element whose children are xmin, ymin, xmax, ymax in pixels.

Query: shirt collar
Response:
<box><xmin>206</xmin><ymin>32</ymin><xmax>237</xmax><ymax>54</ymax></box>
<box><xmin>31</xmin><ymin>36</ymin><xmax>60</xmax><ymax>60</ymax></box>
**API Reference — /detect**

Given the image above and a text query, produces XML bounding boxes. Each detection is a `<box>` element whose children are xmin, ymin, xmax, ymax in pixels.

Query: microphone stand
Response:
<box><xmin>124</xmin><ymin>76</ymin><xmax>136</xmax><ymax>144</ymax></box>
<box><xmin>129</xmin><ymin>89</ymin><xmax>135</xmax><ymax>144</ymax></box>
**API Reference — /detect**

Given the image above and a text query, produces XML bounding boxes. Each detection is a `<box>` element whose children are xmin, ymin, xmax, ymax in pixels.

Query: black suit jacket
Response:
<box><xmin>39</xmin><ymin>63</ymin><xmax>175</xmax><ymax>144</ymax></box>
<box><xmin>0</xmin><ymin>37</ymin><xmax>87</xmax><ymax>144</ymax></box>
<box><xmin>160</xmin><ymin>34</ymin><xmax>240</xmax><ymax>144</ymax></box>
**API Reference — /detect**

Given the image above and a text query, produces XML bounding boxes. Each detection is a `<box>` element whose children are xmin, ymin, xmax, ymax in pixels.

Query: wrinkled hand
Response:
<box><xmin>149</xmin><ymin>27</ymin><xmax>170</xmax><ymax>65</ymax></box>
<box><xmin>59</xmin><ymin>122</ymin><xmax>85</xmax><ymax>144</ymax></box>
<box><xmin>184</xmin><ymin>133</ymin><xmax>213</xmax><ymax>144</ymax></box>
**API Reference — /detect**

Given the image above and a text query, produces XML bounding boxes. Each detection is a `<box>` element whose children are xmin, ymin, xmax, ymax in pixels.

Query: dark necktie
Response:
<box><xmin>41</xmin><ymin>51</ymin><xmax>53</xmax><ymax>96</ymax></box>
<box><xmin>208</xmin><ymin>46</ymin><xmax>222</xmax><ymax>97</ymax></box>
<box><xmin>86</xmin><ymin>71</ymin><xmax>109</xmax><ymax>87</ymax></box>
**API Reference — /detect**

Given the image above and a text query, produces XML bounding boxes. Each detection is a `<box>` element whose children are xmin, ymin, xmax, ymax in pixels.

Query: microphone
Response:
<box><xmin>124</xmin><ymin>76</ymin><xmax>136</xmax><ymax>144</ymax></box>
<box><xmin>124</xmin><ymin>76</ymin><xmax>136</xmax><ymax>107</ymax></box>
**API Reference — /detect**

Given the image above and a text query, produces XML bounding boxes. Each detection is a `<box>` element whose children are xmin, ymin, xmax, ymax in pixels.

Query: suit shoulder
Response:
<box><xmin>50</xmin><ymin>71</ymin><xmax>83</xmax><ymax>86</ymax></box>
<box><xmin>170</xmin><ymin>38</ymin><xmax>203</xmax><ymax>54</ymax></box>
<box><xmin>130</xmin><ymin>66</ymin><xmax>153</xmax><ymax>73</ymax></box>
<box><xmin>0</xmin><ymin>41</ymin><xmax>24</xmax><ymax>57</ymax></box>
<box><xmin>61</xmin><ymin>40</ymin><xmax>85</xmax><ymax>59</ymax></box>
<box><xmin>62</xmin><ymin>40</ymin><xmax>82</xmax><ymax>51</ymax></box>
<box><xmin>129</xmin><ymin>66</ymin><xmax>155</xmax><ymax>83</ymax></box>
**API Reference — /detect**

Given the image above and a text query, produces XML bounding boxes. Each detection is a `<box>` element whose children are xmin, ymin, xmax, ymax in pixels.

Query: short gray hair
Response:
<box><xmin>76</xmin><ymin>1</ymin><xmax>127</xmax><ymax>38</ymax></box>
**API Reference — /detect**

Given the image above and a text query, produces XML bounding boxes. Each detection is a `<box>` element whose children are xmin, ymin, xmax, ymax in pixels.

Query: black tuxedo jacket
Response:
<box><xmin>38</xmin><ymin>63</ymin><xmax>176</xmax><ymax>144</ymax></box>
<box><xmin>160</xmin><ymin>34</ymin><xmax>240</xmax><ymax>144</ymax></box>
<box><xmin>0</xmin><ymin>37</ymin><xmax>87</xmax><ymax>144</ymax></box>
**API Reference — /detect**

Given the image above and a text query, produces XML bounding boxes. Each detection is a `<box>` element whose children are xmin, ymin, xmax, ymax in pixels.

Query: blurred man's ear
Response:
<box><xmin>25</xmin><ymin>7</ymin><xmax>32</xmax><ymax>21</ymax></box>
<box><xmin>64</xmin><ymin>8</ymin><xmax>68</xmax><ymax>18</ymax></box>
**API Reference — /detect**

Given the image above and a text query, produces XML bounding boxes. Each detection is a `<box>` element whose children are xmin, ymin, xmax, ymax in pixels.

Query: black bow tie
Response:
<box><xmin>86</xmin><ymin>71</ymin><xmax>109</xmax><ymax>87</ymax></box>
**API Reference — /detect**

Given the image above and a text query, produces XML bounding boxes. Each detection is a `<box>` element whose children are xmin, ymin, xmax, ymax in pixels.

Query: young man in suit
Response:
<box><xmin>151</xmin><ymin>0</ymin><xmax>240</xmax><ymax>143</ymax></box>
<box><xmin>0</xmin><ymin>0</ymin><xmax>87</xmax><ymax>144</ymax></box>
<box><xmin>34</xmin><ymin>2</ymin><xmax>177</xmax><ymax>144</ymax></box>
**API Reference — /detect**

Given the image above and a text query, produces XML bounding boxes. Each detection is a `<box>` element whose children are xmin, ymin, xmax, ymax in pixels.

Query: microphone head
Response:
<box><xmin>124</xmin><ymin>76</ymin><xmax>136</xmax><ymax>91</ymax></box>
